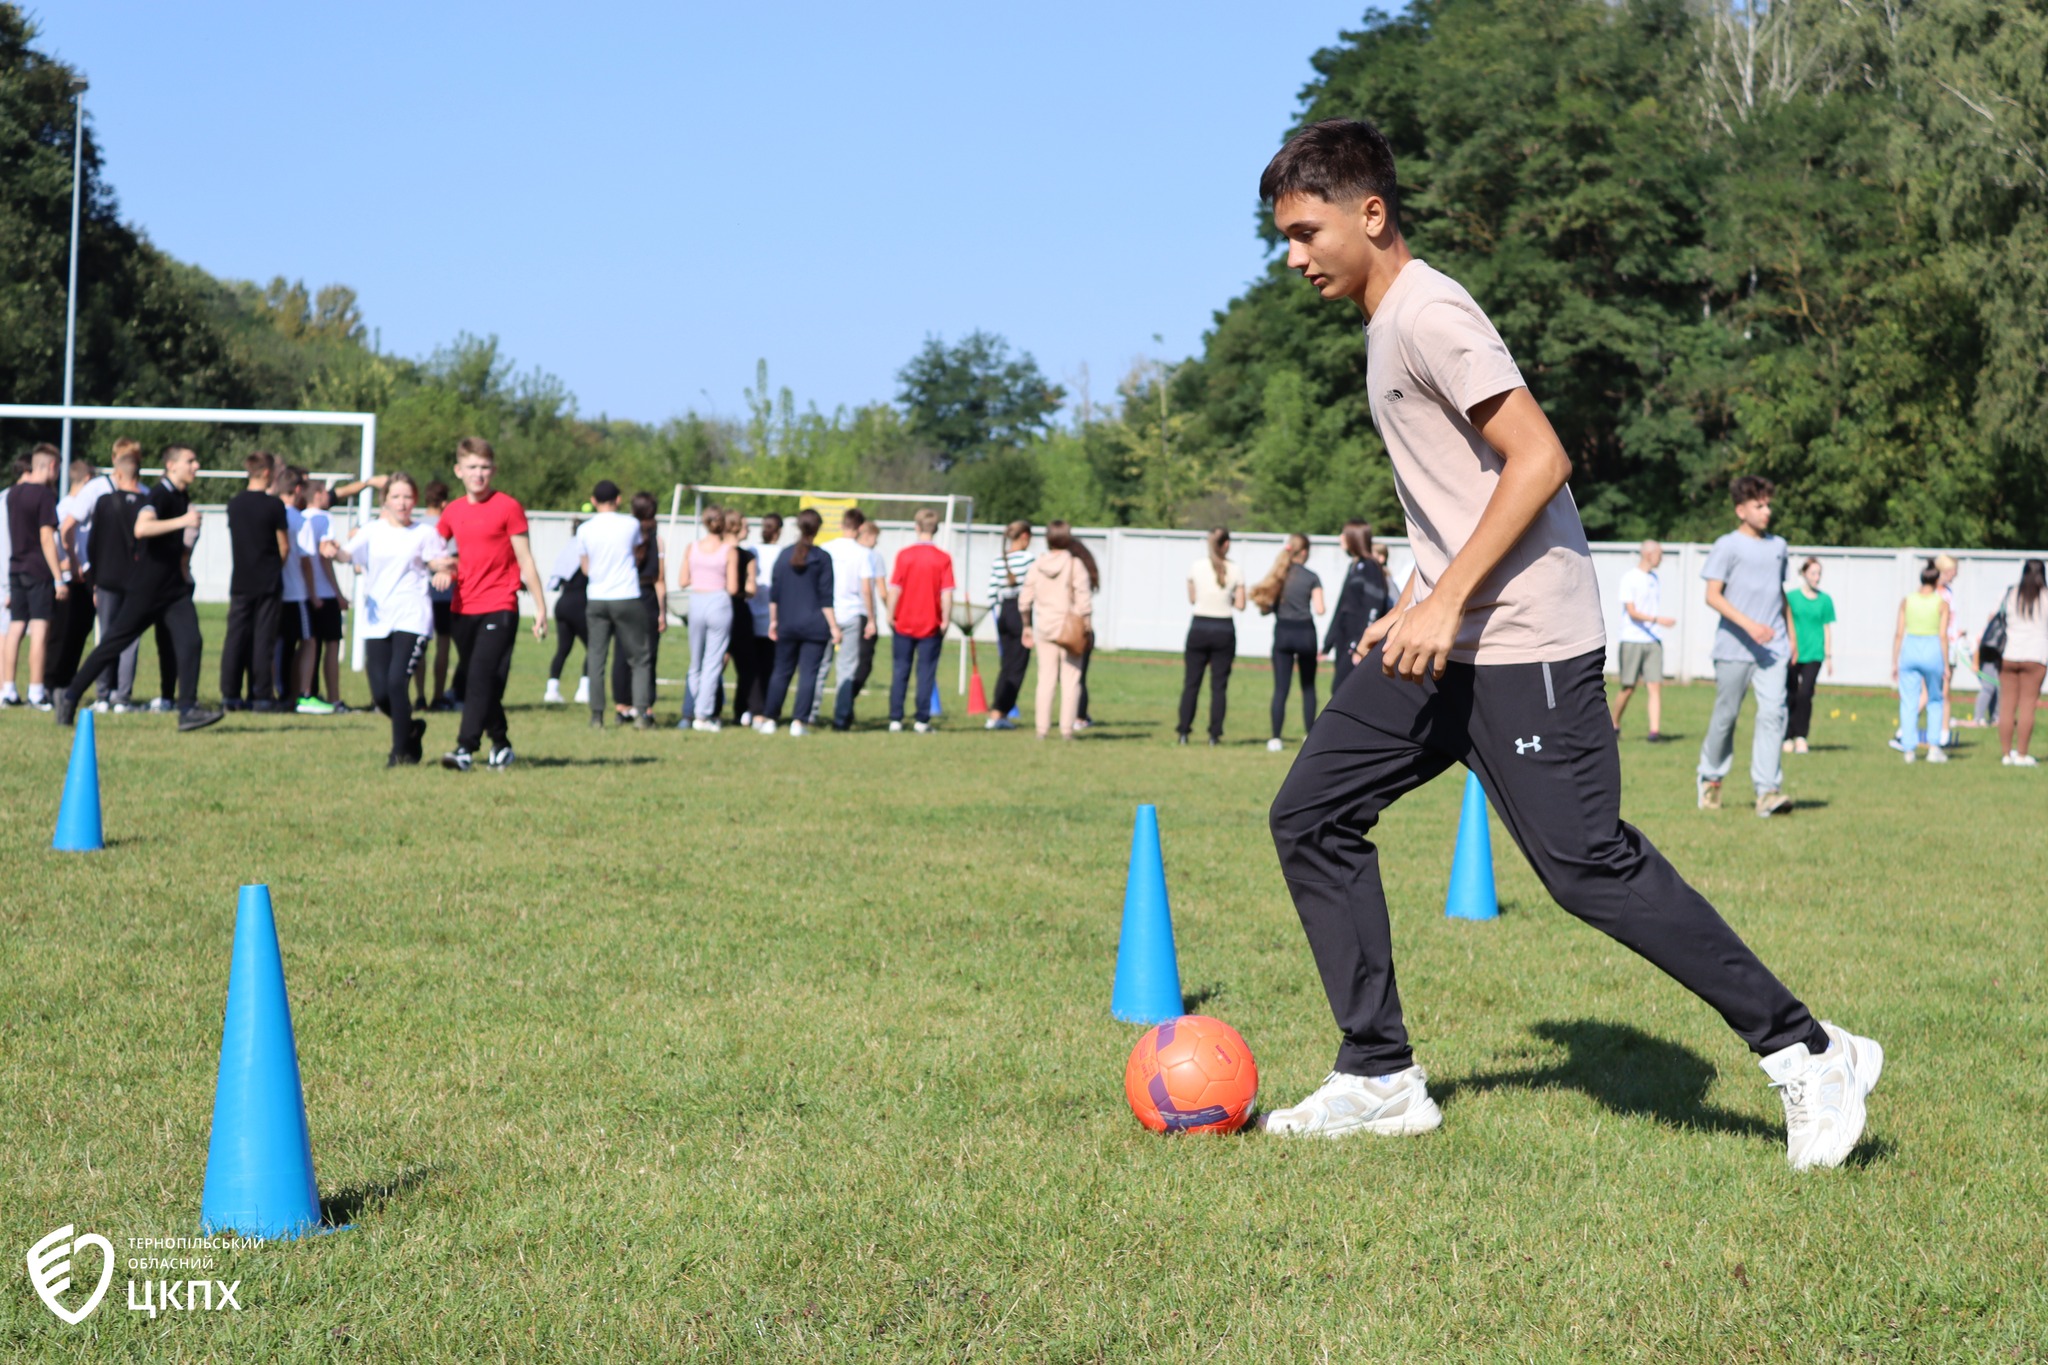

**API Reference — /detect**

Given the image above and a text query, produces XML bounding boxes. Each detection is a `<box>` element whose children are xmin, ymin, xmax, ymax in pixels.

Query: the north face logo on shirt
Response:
<box><xmin>1383</xmin><ymin>388</ymin><xmax>1405</xmax><ymax>402</ymax></box>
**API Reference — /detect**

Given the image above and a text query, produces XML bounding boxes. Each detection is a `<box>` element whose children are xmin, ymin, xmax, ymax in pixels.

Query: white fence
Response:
<box><xmin>177</xmin><ymin>508</ymin><xmax>2039</xmax><ymax>689</ymax></box>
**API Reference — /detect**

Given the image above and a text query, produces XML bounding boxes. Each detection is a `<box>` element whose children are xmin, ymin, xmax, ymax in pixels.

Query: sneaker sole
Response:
<box><xmin>1261</xmin><ymin>1097</ymin><xmax>1444</xmax><ymax>1139</ymax></box>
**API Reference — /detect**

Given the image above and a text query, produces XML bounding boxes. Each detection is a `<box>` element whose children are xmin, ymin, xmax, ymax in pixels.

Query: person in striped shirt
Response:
<box><xmin>985</xmin><ymin>520</ymin><xmax>1035</xmax><ymax>730</ymax></box>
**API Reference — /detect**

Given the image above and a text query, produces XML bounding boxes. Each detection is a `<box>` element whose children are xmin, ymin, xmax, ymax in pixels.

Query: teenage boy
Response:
<box><xmin>886</xmin><ymin>507</ymin><xmax>954</xmax><ymax>732</ymax></box>
<box><xmin>1697</xmin><ymin>476</ymin><xmax>1796</xmax><ymax>816</ymax></box>
<box><xmin>2</xmin><ymin>445</ymin><xmax>67</xmax><ymax>709</ymax></box>
<box><xmin>221</xmin><ymin>453</ymin><xmax>290</xmax><ymax>711</ymax></box>
<box><xmin>82</xmin><ymin>441</ymin><xmax>148</xmax><ymax>710</ymax></box>
<box><xmin>576</xmin><ymin>480</ymin><xmax>651</xmax><ymax>730</ymax></box>
<box><xmin>1611</xmin><ymin>539</ymin><xmax>1676</xmax><ymax>741</ymax></box>
<box><xmin>57</xmin><ymin>445</ymin><xmax>221</xmax><ymax>731</ymax></box>
<box><xmin>821</xmin><ymin>508</ymin><xmax>877</xmax><ymax>727</ymax></box>
<box><xmin>1256</xmin><ymin>119</ymin><xmax>1877</xmax><ymax>1170</ymax></box>
<box><xmin>301</xmin><ymin>480</ymin><xmax>350</xmax><ymax>711</ymax></box>
<box><xmin>437</xmin><ymin>437</ymin><xmax>547</xmax><ymax>770</ymax></box>
<box><xmin>48</xmin><ymin>455</ymin><xmax>112</xmax><ymax>695</ymax></box>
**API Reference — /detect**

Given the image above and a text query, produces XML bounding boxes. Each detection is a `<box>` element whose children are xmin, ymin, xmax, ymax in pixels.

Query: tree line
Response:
<box><xmin>3</xmin><ymin>2</ymin><xmax>2043</xmax><ymax>544</ymax></box>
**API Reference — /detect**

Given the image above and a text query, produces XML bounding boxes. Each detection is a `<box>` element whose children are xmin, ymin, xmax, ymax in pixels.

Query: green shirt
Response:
<box><xmin>1787</xmin><ymin>588</ymin><xmax>1834</xmax><ymax>663</ymax></box>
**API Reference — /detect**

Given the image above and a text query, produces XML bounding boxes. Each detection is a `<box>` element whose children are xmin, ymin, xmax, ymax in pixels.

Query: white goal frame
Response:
<box><xmin>0</xmin><ymin>403</ymin><xmax>379</xmax><ymax>670</ymax></box>
<box><xmin>672</xmin><ymin>482</ymin><xmax>976</xmax><ymax>694</ymax></box>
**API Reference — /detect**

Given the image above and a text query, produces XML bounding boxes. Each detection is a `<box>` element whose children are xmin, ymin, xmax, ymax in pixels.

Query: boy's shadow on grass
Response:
<box><xmin>1435</xmin><ymin>1020</ymin><xmax>1778</xmax><ymax>1141</ymax></box>
<box><xmin>519</xmin><ymin>755</ymin><xmax>661</xmax><ymax>768</ymax></box>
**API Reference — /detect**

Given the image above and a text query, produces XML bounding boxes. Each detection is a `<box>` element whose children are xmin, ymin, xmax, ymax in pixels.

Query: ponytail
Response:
<box><xmin>790</xmin><ymin>507</ymin><xmax>822</xmax><ymax>568</ymax></box>
<box><xmin>1207</xmin><ymin>527</ymin><xmax>1231</xmax><ymax>588</ymax></box>
<box><xmin>1249</xmin><ymin>533</ymin><xmax>1306</xmax><ymax>614</ymax></box>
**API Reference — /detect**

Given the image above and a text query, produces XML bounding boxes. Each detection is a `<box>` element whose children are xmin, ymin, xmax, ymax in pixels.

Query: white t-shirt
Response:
<box><xmin>827</xmin><ymin>537</ymin><xmax>875</xmax><ymax>619</ymax></box>
<box><xmin>300</xmin><ymin>508</ymin><xmax>340</xmax><ymax>600</ymax></box>
<box><xmin>576</xmin><ymin>512</ymin><xmax>643</xmax><ymax>601</ymax></box>
<box><xmin>57</xmin><ymin>475</ymin><xmax>114</xmax><ymax>577</ymax></box>
<box><xmin>548</xmin><ymin>539</ymin><xmax>582</xmax><ymax>590</ymax></box>
<box><xmin>342</xmin><ymin>519</ymin><xmax>447</xmax><ymax>640</ymax></box>
<box><xmin>1188</xmin><ymin>557</ymin><xmax>1244</xmax><ymax>618</ymax></box>
<box><xmin>1617</xmin><ymin>567</ymin><xmax>1662</xmax><ymax>645</ymax></box>
<box><xmin>282</xmin><ymin>506</ymin><xmax>311</xmax><ymax>603</ymax></box>
<box><xmin>744</xmin><ymin>540</ymin><xmax>779</xmax><ymax>629</ymax></box>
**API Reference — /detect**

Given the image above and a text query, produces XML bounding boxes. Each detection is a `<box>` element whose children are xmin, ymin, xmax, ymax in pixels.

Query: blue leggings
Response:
<box><xmin>1898</xmin><ymin>635</ymin><xmax>1945</xmax><ymax>747</ymax></box>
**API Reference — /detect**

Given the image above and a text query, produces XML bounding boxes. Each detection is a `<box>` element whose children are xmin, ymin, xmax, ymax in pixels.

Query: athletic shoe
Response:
<box><xmin>177</xmin><ymin>707</ymin><xmax>224</xmax><ymax>733</ymax></box>
<box><xmin>1755</xmin><ymin>789</ymin><xmax>1793</xmax><ymax>818</ymax></box>
<box><xmin>223</xmin><ymin>698</ymin><xmax>246</xmax><ymax>713</ymax></box>
<box><xmin>147</xmin><ymin>698</ymin><xmax>176</xmax><ymax>714</ymax></box>
<box><xmin>53</xmin><ymin>693</ymin><xmax>77</xmax><ymax>728</ymax></box>
<box><xmin>590</xmin><ymin>714</ymin><xmax>606</xmax><ymax>730</ymax></box>
<box><xmin>1793</xmin><ymin>737</ymin><xmax>1809</xmax><ymax>754</ymax></box>
<box><xmin>441</xmin><ymin>748</ymin><xmax>474</xmax><ymax>772</ymax></box>
<box><xmin>386</xmin><ymin>752</ymin><xmax>421</xmax><ymax>768</ymax></box>
<box><xmin>692</xmin><ymin>719</ymin><xmax>722</xmax><ymax>733</ymax></box>
<box><xmin>739</xmin><ymin>711</ymin><xmax>754</xmax><ymax>727</ymax></box>
<box><xmin>487</xmin><ymin>745</ymin><xmax>515</xmax><ymax>770</ymax></box>
<box><xmin>91</xmin><ymin>700</ymin><xmax>109</xmax><ymax>714</ymax></box>
<box><xmin>251</xmin><ymin>699</ymin><xmax>279</xmax><ymax>714</ymax></box>
<box><xmin>1259</xmin><ymin>1066</ymin><xmax>1442</xmax><ymax>1138</ymax></box>
<box><xmin>430</xmin><ymin>695</ymin><xmax>460</xmax><ymax>713</ymax></box>
<box><xmin>756</xmin><ymin>719</ymin><xmax>777</xmax><ymax>734</ymax></box>
<box><xmin>1902</xmin><ymin>749</ymin><xmax>1916</xmax><ymax>764</ymax></box>
<box><xmin>409</xmin><ymin>719</ymin><xmax>428</xmax><ymax>758</ymax></box>
<box><xmin>789</xmin><ymin>720</ymin><xmax>807</xmax><ymax>737</ymax></box>
<box><xmin>984</xmin><ymin>717</ymin><xmax>1003</xmax><ymax>730</ymax></box>
<box><xmin>889</xmin><ymin>721</ymin><xmax>904</xmax><ymax>733</ymax></box>
<box><xmin>1074</xmin><ymin>718</ymin><xmax>1092</xmax><ymax>731</ymax></box>
<box><xmin>543</xmin><ymin>680</ymin><xmax>563</xmax><ymax>704</ymax></box>
<box><xmin>27</xmin><ymin>698</ymin><xmax>52</xmax><ymax>713</ymax></box>
<box><xmin>634</xmin><ymin>713</ymin><xmax>654</xmax><ymax>731</ymax></box>
<box><xmin>110</xmin><ymin>701</ymin><xmax>137</xmax><ymax>714</ymax></box>
<box><xmin>2010</xmin><ymin>753</ymin><xmax>2038</xmax><ymax>767</ymax></box>
<box><xmin>1888</xmin><ymin>734</ymin><xmax>1908</xmax><ymax>753</ymax></box>
<box><xmin>1697</xmin><ymin>777</ymin><xmax>1722</xmax><ymax>810</ymax></box>
<box><xmin>1925</xmin><ymin>745</ymin><xmax>1948</xmax><ymax>763</ymax></box>
<box><xmin>0</xmin><ymin>691</ymin><xmax>18</xmax><ymax>707</ymax></box>
<box><xmin>1646</xmin><ymin>730</ymin><xmax>1667</xmax><ymax>743</ymax></box>
<box><xmin>1208</xmin><ymin>737</ymin><xmax>1220</xmax><ymax>747</ymax></box>
<box><xmin>330</xmin><ymin>701</ymin><xmax>353</xmax><ymax>715</ymax></box>
<box><xmin>1759</xmin><ymin>1021</ymin><xmax>1883</xmax><ymax>1171</ymax></box>
<box><xmin>1267</xmin><ymin>738</ymin><xmax>1284</xmax><ymax>752</ymax></box>
<box><xmin>572</xmin><ymin>678</ymin><xmax>590</xmax><ymax>705</ymax></box>
<box><xmin>913</xmin><ymin>722</ymin><xmax>931</xmax><ymax>734</ymax></box>
<box><xmin>296</xmin><ymin>696</ymin><xmax>337</xmax><ymax>716</ymax></box>
<box><xmin>1176</xmin><ymin>734</ymin><xmax>1190</xmax><ymax>747</ymax></box>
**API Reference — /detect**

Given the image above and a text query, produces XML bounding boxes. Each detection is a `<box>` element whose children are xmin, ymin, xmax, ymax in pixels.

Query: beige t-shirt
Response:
<box><xmin>1187</xmin><ymin>557</ymin><xmax>1243</xmax><ymax>618</ymax></box>
<box><xmin>1365</xmin><ymin>260</ymin><xmax>1604</xmax><ymax>664</ymax></box>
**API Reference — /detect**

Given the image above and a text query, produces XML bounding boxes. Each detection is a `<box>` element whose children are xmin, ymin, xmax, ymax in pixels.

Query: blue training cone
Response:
<box><xmin>1445</xmin><ymin>770</ymin><xmax>1500</xmax><ymax>921</ymax></box>
<box><xmin>200</xmin><ymin>885</ymin><xmax>328</xmax><ymax>1239</ymax></box>
<box><xmin>1111</xmin><ymin>804</ymin><xmax>1185</xmax><ymax>1023</ymax></box>
<box><xmin>52</xmin><ymin>709</ymin><xmax>104</xmax><ymax>852</ymax></box>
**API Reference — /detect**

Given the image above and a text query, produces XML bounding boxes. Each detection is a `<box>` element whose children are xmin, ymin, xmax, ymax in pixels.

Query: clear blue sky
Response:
<box><xmin>35</xmin><ymin>2</ymin><xmax>1361</xmax><ymax>424</ymax></box>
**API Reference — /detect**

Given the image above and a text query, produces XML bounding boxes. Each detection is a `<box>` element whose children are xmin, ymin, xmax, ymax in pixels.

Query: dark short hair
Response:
<box><xmin>592</xmin><ymin>479</ymin><xmax>621</xmax><ymax>504</ymax></box>
<box><xmin>1919</xmin><ymin>558</ymin><xmax>1942</xmax><ymax>587</ymax></box>
<box><xmin>842</xmin><ymin>508</ymin><xmax>866</xmax><ymax>530</ymax></box>
<box><xmin>245</xmin><ymin>452</ymin><xmax>275</xmax><ymax>477</ymax></box>
<box><xmin>630</xmin><ymin>490</ymin><xmax>657</xmax><ymax>522</ymax></box>
<box><xmin>421</xmin><ymin>479</ymin><xmax>450</xmax><ymax>507</ymax></box>
<box><xmin>29</xmin><ymin>443</ymin><xmax>59</xmax><ymax>466</ymax></box>
<box><xmin>1260</xmin><ymin>118</ymin><xmax>1402</xmax><ymax>231</ymax></box>
<box><xmin>1730</xmin><ymin>474</ymin><xmax>1775</xmax><ymax>506</ymax></box>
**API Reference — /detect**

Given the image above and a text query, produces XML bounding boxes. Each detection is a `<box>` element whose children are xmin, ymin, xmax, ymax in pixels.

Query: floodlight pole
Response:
<box><xmin>60</xmin><ymin>77</ymin><xmax>89</xmax><ymax>465</ymax></box>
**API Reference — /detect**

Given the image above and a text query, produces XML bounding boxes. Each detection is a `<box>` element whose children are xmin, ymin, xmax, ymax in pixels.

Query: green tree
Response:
<box><xmin>896</xmin><ymin>331</ymin><xmax>1065</xmax><ymax>472</ymax></box>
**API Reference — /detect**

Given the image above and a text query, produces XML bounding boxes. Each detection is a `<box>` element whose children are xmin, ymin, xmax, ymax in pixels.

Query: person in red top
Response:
<box><xmin>436</xmin><ymin>437</ymin><xmax>547</xmax><ymax>771</ymax></box>
<box><xmin>885</xmin><ymin>507</ymin><xmax>955</xmax><ymax>732</ymax></box>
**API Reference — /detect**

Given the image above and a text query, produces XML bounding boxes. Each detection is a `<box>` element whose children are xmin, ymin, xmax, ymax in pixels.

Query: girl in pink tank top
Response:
<box><xmin>688</xmin><ymin>535</ymin><xmax>731</xmax><ymax>592</ymax></box>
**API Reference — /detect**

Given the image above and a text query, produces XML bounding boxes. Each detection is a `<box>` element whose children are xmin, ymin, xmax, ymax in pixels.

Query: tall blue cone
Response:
<box><xmin>200</xmin><ymin>885</ymin><xmax>327</xmax><ymax>1239</ymax></box>
<box><xmin>1111</xmin><ymin>804</ymin><xmax>1185</xmax><ymax>1023</ymax></box>
<box><xmin>52</xmin><ymin>709</ymin><xmax>104</xmax><ymax>851</ymax></box>
<box><xmin>1445</xmin><ymin>770</ymin><xmax>1500</xmax><ymax>921</ymax></box>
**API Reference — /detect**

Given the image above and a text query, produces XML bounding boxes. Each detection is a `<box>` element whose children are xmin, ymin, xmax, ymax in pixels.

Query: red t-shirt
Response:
<box><xmin>889</xmin><ymin>542</ymin><xmax>956</xmax><ymax>638</ymax></box>
<box><xmin>438</xmin><ymin>491</ymin><xmax>529</xmax><ymax>615</ymax></box>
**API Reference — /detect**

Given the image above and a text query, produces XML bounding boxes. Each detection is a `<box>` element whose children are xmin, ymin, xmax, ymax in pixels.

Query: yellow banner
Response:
<box><xmin>801</xmin><ymin>495</ymin><xmax>858</xmax><ymax>543</ymax></box>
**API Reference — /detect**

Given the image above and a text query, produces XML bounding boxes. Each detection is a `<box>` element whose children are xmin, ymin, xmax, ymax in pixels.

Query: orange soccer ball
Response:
<box><xmin>1124</xmin><ymin>1015</ymin><xmax>1258</xmax><ymax>1134</ymax></box>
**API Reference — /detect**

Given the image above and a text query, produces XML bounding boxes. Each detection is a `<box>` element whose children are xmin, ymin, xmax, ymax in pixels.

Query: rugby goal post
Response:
<box><xmin>671</xmin><ymin>483</ymin><xmax>977</xmax><ymax>694</ymax></box>
<box><xmin>0</xmin><ymin>403</ymin><xmax>379</xmax><ymax>671</ymax></box>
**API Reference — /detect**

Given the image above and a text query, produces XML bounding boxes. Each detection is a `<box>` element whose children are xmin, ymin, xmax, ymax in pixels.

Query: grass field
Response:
<box><xmin>3</xmin><ymin>611</ymin><xmax>2045</xmax><ymax>1361</ymax></box>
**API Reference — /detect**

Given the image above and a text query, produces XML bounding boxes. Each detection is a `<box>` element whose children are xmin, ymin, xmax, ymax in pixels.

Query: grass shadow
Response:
<box><xmin>1436</xmin><ymin>1020</ymin><xmax>1778</xmax><ymax>1141</ymax></box>
<box><xmin>1182</xmin><ymin>982</ymin><xmax>1225</xmax><ymax>1012</ymax></box>
<box><xmin>519</xmin><ymin>755</ymin><xmax>662</xmax><ymax>768</ymax></box>
<box><xmin>321</xmin><ymin>1164</ymin><xmax>434</xmax><ymax>1226</ymax></box>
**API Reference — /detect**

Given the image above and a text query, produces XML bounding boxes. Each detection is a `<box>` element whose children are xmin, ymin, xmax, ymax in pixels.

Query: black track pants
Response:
<box><xmin>1268</xmin><ymin>646</ymin><xmax>1820</xmax><ymax>1076</ymax></box>
<box><xmin>765</xmin><ymin>636</ymin><xmax>828</xmax><ymax>722</ymax></box>
<box><xmin>220</xmin><ymin>591</ymin><xmax>281</xmax><ymax>704</ymax></box>
<box><xmin>1178</xmin><ymin>617</ymin><xmax>1235</xmax><ymax>739</ymax></box>
<box><xmin>991</xmin><ymin>599</ymin><xmax>1029</xmax><ymax>715</ymax></box>
<box><xmin>452</xmin><ymin>610</ymin><xmax>517</xmax><ymax>752</ymax></box>
<box><xmin>366</xmin><ymin>631</ymin><xmax>425</xmax><ymax>758</ymax></box>
<box><xmin>66</xmin><ymin>584</ymin><xmax>201</xmax><ymax>711</ymax></box>
<box><xmin>1271</xmin><ymin>619</ymin><xmax>1319</xmax><ymax>739</ymax></box>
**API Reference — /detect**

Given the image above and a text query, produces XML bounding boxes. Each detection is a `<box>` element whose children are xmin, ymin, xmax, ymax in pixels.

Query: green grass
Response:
<box><xmin>3</xmin><ymin>610</ymin><xmax>2045</xmax><ymax>1361</ymax></box>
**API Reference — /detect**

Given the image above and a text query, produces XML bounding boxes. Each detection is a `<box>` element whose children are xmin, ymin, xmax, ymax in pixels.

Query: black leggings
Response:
<box><xmin>1787</xmin><ymin>659</ymin><xmax>1823</xmax><ymax>741</ymax></box>
<box><xmin>992</xmin><ymin>599</ymin><xmax>1029</xmax><ymax>715</ymax></box>
<box><xmin>1178</xmin><ymin>617</ymin><xmax>1236</xmax><ymax>740</ymax></box>
<box><xmin>452</xmin><ymin>609</ymin><xmax>518</xmax><ymax>752</ymax></box>
<box><xmin>548</xmin><ymin>588</ymin><xmax>587</xmax><ymax>681</ymax></box>
<box><xmin>367</xmin><ymin>632</ymin><xmax>426</xmax><ymax>759</ymax></box>
<box><xmin>1271</xmin><ymin>620</ymin><xmax>1320</xmax><ymax>738</ymax></box>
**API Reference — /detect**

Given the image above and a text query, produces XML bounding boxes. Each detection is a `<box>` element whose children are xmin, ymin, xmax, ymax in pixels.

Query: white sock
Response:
<box><xmin>27</xmin><ymin>685</ymin><xmax>46</xmax><ymax>702</ymax></box>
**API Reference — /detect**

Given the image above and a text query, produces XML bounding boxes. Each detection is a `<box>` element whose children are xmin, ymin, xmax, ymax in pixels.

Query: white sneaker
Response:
<box><xmin>1902</xmin><ymin>749</ymin><xmax>1916</xmax><ymax>763</ymax></box>
<box><xmin>913</xmin><ymin>722</ymin><xmax>931</xmax><ymax>734</ymax></box>
<box><xmin>1925</xmin><ymin>745</ymin><xmax>1948</xmax><ymax>763</ymax></box>
<box><xmin>1759</xmin><ymin>1021</ymin><xmax>1883</xmax><ymax>1172</ymax></box>
<box><xmin>739</xmin><ymin>711</ymin><xmax>754</xmax><ymax>727</ymax></box>
<box><xmin>2012</xmin><ymin>753</ymin><xmax>2038</xmax><ymax>767</ymax></box>
<box><xmin>692</xmin><ymin>718</ymin><xmax>722</xmax><ymax>733</ymax></box>
<box><xmin>756</xmin><ymin>719</ymin><xmax>777</xmax><ymax>734</ymax></box>
<box><xmin>543</xmin><ymin>680</ymin><xmax>563</xmax><ymax>704</ymax></box>
<box><xmin>573</xmin><ymin>677</ymin><xmax>590</xmax><ymax>705</ymax></box>
<box><xmin>91</xmin><ymin>700</ymin><xmax>110</xmax><ymax>714</ymax></box>
<box><xmin>1258</xmin><ymin>1066</ymin><xmax>1442</xmax><ymax>1138</ymax></box>
<box><xmin>889</xmin><ymin>721</ymin><xmax>903</xmax><ymax>732</ymax></box>
<box><xmin>985</xmin><ymin>717</ymin><xmax>1001</xmax><ymax>730</ymax></box>
<box><xmin>789</xmin><ymin>720</ymin><xmax>807</xmax><ymax>737</ymax></box>
<box><xmin>1267</xmin><ymin>737</ymin><xmax>1284</xmax><ymax>752</ymax></box>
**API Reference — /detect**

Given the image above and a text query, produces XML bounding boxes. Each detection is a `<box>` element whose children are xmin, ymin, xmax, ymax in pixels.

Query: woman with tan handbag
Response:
<box><xmin>1019</xmin><ymin>520</ymin><xmax>1094</xmax><ymax>740</ymax></box>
